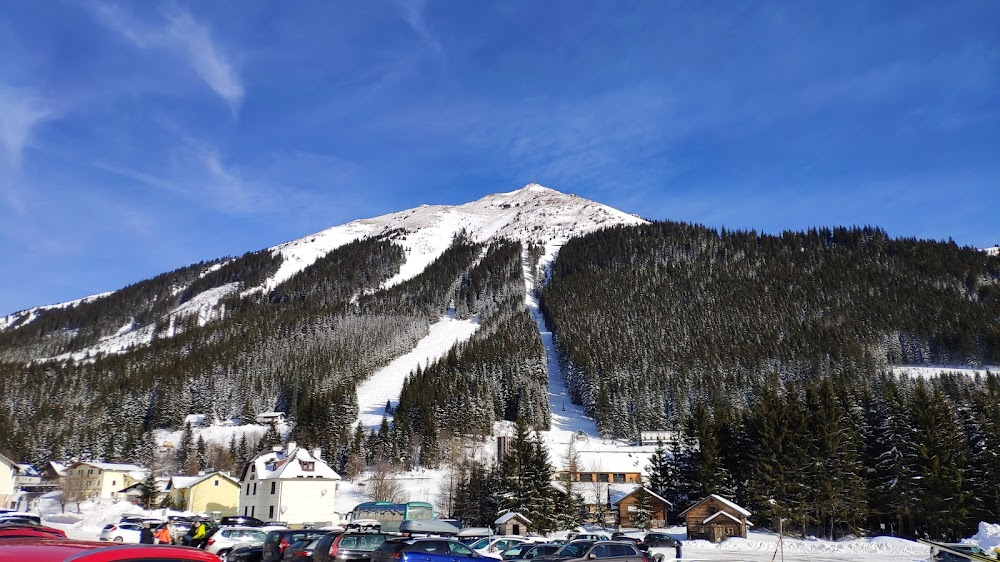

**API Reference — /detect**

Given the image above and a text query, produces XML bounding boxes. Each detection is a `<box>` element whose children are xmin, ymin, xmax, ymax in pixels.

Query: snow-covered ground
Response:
<box><xmin>522</xmin><ymin>242</ymin><xmax>598</xmax><ymax>435</ymax></box>
<box><xmin>893</xmin><ymin>365</ymin><xmax>996</xmax><ymax>378</ymax></box>
<box><xmin>355</xmin><ymin>312</ymin><xmax>479</xmax><ymax>429</ymax></box>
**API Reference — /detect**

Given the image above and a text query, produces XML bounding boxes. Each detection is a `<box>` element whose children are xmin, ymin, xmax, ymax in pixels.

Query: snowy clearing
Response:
<box><xmin>893</xmin><ymin>365</ymin><xmax>996</xmax><ymax>378</ymax></box>
<box><xmin>355</xmin><ymin>313</ymin><xmax>480</xmax><ymax>429</ymax></box>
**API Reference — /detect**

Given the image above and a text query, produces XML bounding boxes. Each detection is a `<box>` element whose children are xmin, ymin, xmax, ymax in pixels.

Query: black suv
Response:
<box><xmin>639</xmin><ymin>533</ymin><xmax>677</xmax><ymax>548</ymax></box>
<box><xmin>262</xmin><ymin>529</ymin><xmax>330</xmax><ymax>562</ymax></box>
<box><xmin>314</xmin><ymin>531</ymin><xmax>391</xmax><ymax>562</ymax></box>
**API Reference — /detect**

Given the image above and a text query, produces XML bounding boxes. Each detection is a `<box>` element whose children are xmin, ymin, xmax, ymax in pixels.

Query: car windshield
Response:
<box><xmin>469</xmin><ymin>538</ymin><xmax>491</xmax><ymax>550</ymax></box>
<box><xmin>555</xmin><ymin>542</ymin><xmax>594</xmax><ymax>557</ymax></box>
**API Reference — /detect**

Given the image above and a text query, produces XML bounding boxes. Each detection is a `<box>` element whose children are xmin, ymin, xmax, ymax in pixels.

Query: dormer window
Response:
<box><xmin>300</xmin><ymin>461</ymin><xmax>315</xmax><ymax>472</ymax></box>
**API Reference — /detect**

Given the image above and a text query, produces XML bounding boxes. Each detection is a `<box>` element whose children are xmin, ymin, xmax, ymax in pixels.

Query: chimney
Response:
<box><xmin>287</xmin><ymin>441</ymin><xmax>297</xmax><ymax>454</ymax></box>
<box><xmin>313</xmin><ymin>447</ymin><xmax>322</xmax><ymax>460</ymax></box>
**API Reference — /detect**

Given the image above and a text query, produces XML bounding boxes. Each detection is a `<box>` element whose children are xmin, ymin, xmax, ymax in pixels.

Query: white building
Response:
<box><xmin>63</xmin><ymin>461</ymin><xmax>145</xmax><ymax>500</ymax></box>
<box><xmin>0</xmin><ymin>452</ymin><xmax>17</xmax><ymax>509</ymax></box>
<box><xmin>254</xmin><ymin>412</ymin><xmax>286</xmax><ymax>424</ymax></box>
<box><xmin>238</xmin><ymin>442</ymin><xmax>340</xmax><ymax>526</ymax></box>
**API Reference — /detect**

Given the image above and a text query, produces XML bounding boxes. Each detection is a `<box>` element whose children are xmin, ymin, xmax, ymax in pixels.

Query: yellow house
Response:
<box><xmin>166</xmin><ymin>472</ymin><xmax>239</xmax><ymax>516</ymax></box>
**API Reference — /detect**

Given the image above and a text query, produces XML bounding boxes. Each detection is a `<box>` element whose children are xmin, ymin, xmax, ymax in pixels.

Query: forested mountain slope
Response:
<box><xmin>535</xmin><ymin>221</ymin><xmax>1000</xmax><ymax>540</ymax></box>
<box><xmin>541</xmin><ymin>222</ymin><xmax>1000</xmax><ymax>437</ymax></box>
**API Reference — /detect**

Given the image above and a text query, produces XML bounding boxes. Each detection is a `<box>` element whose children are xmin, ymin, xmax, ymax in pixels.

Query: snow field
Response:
<box><xmin>355</xmin><ymin>313</ymin><xmax>480</xmax><ymax>429</ymax></box>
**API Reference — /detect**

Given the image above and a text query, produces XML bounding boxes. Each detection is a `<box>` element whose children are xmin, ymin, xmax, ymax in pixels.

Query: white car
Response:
<box><xmin>98</xmin><ymin>522</ymin><xmax>143</xmax><ymax>543</ymax></box>
<box><xmin>204</xmin><ymin>526</ymin><xmax>269</xmax><ymax>560</ymax></box>
<box><xmin>470</xmin><ymin>536</ymin><xmax>532</xmax><ymax>560</ymax></box>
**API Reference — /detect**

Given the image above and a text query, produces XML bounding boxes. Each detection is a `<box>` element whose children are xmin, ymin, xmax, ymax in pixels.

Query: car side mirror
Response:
<box><xmin>587</xmin><ymin>554</ymin><xmax>597</xmax><ymax>560</ymax></box>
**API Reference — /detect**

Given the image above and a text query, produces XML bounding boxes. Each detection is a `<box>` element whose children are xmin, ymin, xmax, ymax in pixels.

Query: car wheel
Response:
<box><xmin>653</xmin><ymin>554</ymin><xmax>665</xmax><ymax>562</ymax></box>
<box><xmin>218</xmin><ymin>549</ymin><xmax>231</xmax><ymax>561</ymax></box>
<box><xmin>113</xmin><ymin>536</ymin><xmax>124</xmax><ymax>542</ymax></box>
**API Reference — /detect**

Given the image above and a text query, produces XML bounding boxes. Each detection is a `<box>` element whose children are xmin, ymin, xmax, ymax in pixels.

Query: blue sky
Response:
<box><xmin>1</xmin><ymin>1</ymin><xmax>998</xmax><ymax>315</ymax></box>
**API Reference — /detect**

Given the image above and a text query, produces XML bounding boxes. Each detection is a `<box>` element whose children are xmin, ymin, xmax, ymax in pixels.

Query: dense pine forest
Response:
<box><xmin>540</xmin><ymin>222</ymin><xmax>1000</xmax><ymax>539</ymax></box>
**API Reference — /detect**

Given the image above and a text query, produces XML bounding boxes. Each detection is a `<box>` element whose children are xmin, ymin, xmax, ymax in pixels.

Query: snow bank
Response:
<box><xmin>969</xmin><ymin>521</ymin><xmax>1000</xmax><ymax>554</ymax></box>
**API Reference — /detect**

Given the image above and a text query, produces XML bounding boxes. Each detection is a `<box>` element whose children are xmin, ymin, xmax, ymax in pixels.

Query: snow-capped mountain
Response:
<box><xmin>0</xmin><ymin>184</ymin><xmax>644</xmax><ymax>362</ymax></box>
<box><xmin>986</xmin><ymin>245</ymin><xmax>1000</xmax><ymax>256</ymax></box>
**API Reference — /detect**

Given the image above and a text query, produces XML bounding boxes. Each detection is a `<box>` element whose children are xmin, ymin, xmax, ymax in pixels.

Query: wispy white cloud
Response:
<box><xmin>165</xmin><ymin>9</ymin><xmax>245</xmax><ymax>114</ymax></box>
<box><xmin>0</xmin><ymin>85</ymin><xmax>54</xmax><ymax>168</ymax></box>
<box><xmin>396</xmin><ymin>0</ymin><xmax>445</xmax><ymax>61</ymax></box>
<box><xmin>91</xmin><ymin>3</ymin><xmax>244</xmax><ymax>113</ymax></box>
<box><xmin>0</xmin><ymin>85</ymin><xmax>56</xmax><ymax>214</ymax></box>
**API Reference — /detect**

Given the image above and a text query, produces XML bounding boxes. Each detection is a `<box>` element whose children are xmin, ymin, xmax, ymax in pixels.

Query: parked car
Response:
<box><xmin>0</xmin><ymin>521</ymin><xmax>67</xmax><ymax>539</ymax></box>
<box><xmin>930</xmin><ymin>543</ymin><xmax>991</xmax><ymax>561</ymax></box>
<box><xmin>314</xmin><ymin>531</ymin><xmax>390</xmax><ymax>562</ymax></box>
<box><xmin>153</xmin><ymin>521</ymin><xmax>193</xmax><ymax>544</ymax></box>
<box><xmin>229</xmin><ymin>544</ymin><xmax>264</xmax><ymax>562</ymax></box>
<box><xmin>566</xmin><ymin>533</ymin><xmax>610</xmax><ymax>542</ymax></box>
<box><xmin>536</xmin><ymin>541</ymin><xmax>645</xmax><ymax>562</ymax></box>
<box><xmin>372</xmin><ymin>537</ymin><xmax>484</xmax><ymax>562</ymax></box>
<box><xmin>0</xmin><ymin>538</ymin><xmax>222</xmax><ymax>561</ymax></box>
<box><xmin>456</xmin><ymin>528</ymin><xmax>493</xmax><ymax>544</ymax></box>
<box><xmin>221</xmin><ymin>516</ymin><xmax>266</xmax><ymax>527</ymax></box>
<box><xmin>98</xmin><ymin>522</ymin><xmax>143</xmax><ymax>543</ymax></box>
<box><xmin>469</xmin><ymin>536</ymin><xmax>530</xmax><ymax>560</ymax></box>
<box><xmin>281</xmin><ymin>537</ymin><xmax>322</xmax><ymax>560</ymax></box>
<box><xmin>0</xmin><ymin>512</ymin><xmax>42</xmax><ymax>526</ymax></box>
<box><xmin>501</xmin><ymin>542</ymin><xmax>561</xmax><ymax>561</ymax></box>
<box><xmin>639</xmin><ymin>533</ymin><xmax>677</xmax><ymax>549</ymax></box>
<box><xmin>262</xmin><ymin>528</ymin><xmax>330</xmax><ymax>562</ymax></box>
<box><xmin>205</xmin><ymin>526</ymin><xmax>269</xmax><ymax>560</ymax></box>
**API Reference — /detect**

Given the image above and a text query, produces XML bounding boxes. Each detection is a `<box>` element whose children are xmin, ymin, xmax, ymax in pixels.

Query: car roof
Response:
<box><xmin>0</xmin><ymin>538</ymin><xmax>221</xmax><ymax>561</ymax></box>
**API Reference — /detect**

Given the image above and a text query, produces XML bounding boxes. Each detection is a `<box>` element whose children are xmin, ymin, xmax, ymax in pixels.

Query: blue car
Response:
<box><xmin>372</xmin><ymin>538</ymin><xmax>483</xmax><ymax>562</ymax></box>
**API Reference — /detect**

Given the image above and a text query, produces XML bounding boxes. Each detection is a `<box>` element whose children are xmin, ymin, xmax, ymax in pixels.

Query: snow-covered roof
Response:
<box><xmin>245</xmin><ymin>445</ymin><xmax>340</xmax><ymax>481</ymax></box>
<box><xmin>679</xmin><ymin>494</ymin><xmax>751</xmax><ymax>517</ymax></box>
<box><xmin>48</xmin><ymin>461</ymin><xmax>67</xmax><ymax>477</ymax></box>
<box><xmin>703</xmin><ymin>511</ymin><xmax>743</xmax><ymax>525</ymax></box>
<box><xmin>495</xmin><ymin>512</ymin><xmax>531</xmax><ymax>525</ymax></box>
<box><xmin>553</xmin><ymin>482</ymin><xmax>636</xmax><ymax>506</ymax></box>
<box><xmin>168</xmin><ymin>472</ymin><xmax>237</xmax><ymax>490</ymax></box>
<box><xmin>612</xmin><ymin>486</ymin><xmax>673</xmax><ymax>508</ymax></box>
<box><xmin>72</xmin><ymin>461</ymin><xmax>144</xmax><ymax>473</ymax></box>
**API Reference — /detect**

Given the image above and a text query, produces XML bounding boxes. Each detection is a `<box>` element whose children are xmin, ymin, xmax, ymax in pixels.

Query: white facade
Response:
<box><xmin>0</xmin><ymin>453</ymin><xmax>16</xmax><ymax>509</ymax></box>
<box><xmin>63</xmin><ymin>461</ymin><xmax>144</xmax><ymax>500</ymax></box>
<box><xmin>238</xmin><ymin>442</ymin><xmax>340</xmax><ymax>526</ymax></box>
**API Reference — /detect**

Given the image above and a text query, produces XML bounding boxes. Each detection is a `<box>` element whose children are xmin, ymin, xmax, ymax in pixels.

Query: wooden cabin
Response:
<box><xmin>613</xmin><ymin>486</ymin><xmax>672</xmax><ymax>528</ymax></box>
<box><xmin>679</xmin><ymin>494</ymin><xmax>751</xmax><ymax>543</ymax></box>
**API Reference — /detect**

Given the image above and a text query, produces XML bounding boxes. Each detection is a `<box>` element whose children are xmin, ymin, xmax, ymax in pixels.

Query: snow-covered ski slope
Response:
<box><xmin>354</xmin><ymin>312</ymin><xmax>479</xmax><ymax>430</ymax></box>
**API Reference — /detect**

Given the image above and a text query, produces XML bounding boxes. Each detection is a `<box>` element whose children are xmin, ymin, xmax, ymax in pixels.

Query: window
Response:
<box><xmin>610</xmin><ymin>545</ymin><xmax>632</xmax><ymax>557</ymax></box>
<box><xmin>251</xmin><ymin>506</ymin><xmax>255</xmax><ymax>517</ymax></box>
<box><xmin>271</xmin><ymin>482</ymin><xmax>276</xmax><ymax>494</ymax></box>
<box><xmin>111</xmin><ymin>480</ymin><xmax>116</xmax><ymax>486</ymax></box>
<box><xmin>269</xmin><ymin>506</ymin><xmax>274</xmax><ymax>519</ymax></box>
<box><xmin>252</xmin><ymin>483</ymin><xmax>257</xmax><ymax>495</ymax></box>
<box><xmin>448</xmin><ymin>542</ymin><xmax>474</xmax><ymax>556</ymax></box>
<box><xmin>589</xmin><ymin>545</ymin><xmax>610</xmax><ymax>559</ymax></box>
<box><xmin>615</xmin><ymin>473</ymin><xmax>626</xmax><ymax>482</ymax></box>
<box><xmin>246</xmin><ymin>484</ymin><xmax>250</xmax><ymax>495</ymax></box>
<box><xmin>597</xmin><ymin>474</ymin><xmax>609</xmax><ymax>482</ymax></box>
<box><xmin>244</xmin><ymin>507</ymin><xmax>248</xmax><ymax>516</ymax></box>
<box><xmin>301</xmin><ymin>461</ymin><xmax>315</xmax><ymax>471</ymax></box>
<box><xmin>214</xmin><ymin>479</ymin><xmax>219</xmax><ymax>486</ymax></box>
<box><xmin>580</xmin><ymin>473</ymin><xmax>594</xmax><ymax>482</ymax></box>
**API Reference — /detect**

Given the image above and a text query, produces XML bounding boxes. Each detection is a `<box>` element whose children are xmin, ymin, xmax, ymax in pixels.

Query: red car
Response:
<box><xmin>0</xmin><ymin>537</ymin><xmax>221</xmax><ymax>561</ymax></box>
<box><xmin>0</xmin><ymin>522</ymin><xmax>68</xmax><ymax>539</ymax></box>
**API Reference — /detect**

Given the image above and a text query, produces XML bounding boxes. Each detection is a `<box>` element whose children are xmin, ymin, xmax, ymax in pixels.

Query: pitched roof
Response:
<box><xmin>168</xmin><ymin>472</ymin><xmax>238</xmax><ymax>490</ymax></box>
<box><xmin>612</xmin><ymin>485</ymin><xmax>673</xmax><ymax>508</ymax></box>
<box><xmin>244</xmin><ymin>446</ymin><xmax>340</xmax><ymax>481</ymax></box>
<box><xmin>70</xmin><ymin>461</ymin><xmax>144</xmax><ymax>472</ymax></box>
<box><xmin>679</xmin><ymin>494</ymin><xmax>751</xmax><ymax>517</ymax></box>
<box><xmin>495</xmin><ymin>512</ymin><xmax>531</xmax><ymax>525</ymax></box>
<box><xmin>703</xmin><ymin>511</ymin><xmax>743</xmax><ymax>525</ymax></box>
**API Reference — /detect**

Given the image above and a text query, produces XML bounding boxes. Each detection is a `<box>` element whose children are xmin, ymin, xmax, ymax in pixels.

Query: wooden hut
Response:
<box><xmin>679</xmin><ymin>494</ymin><xmax>751</xmax><ymax>543</ymax></box>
